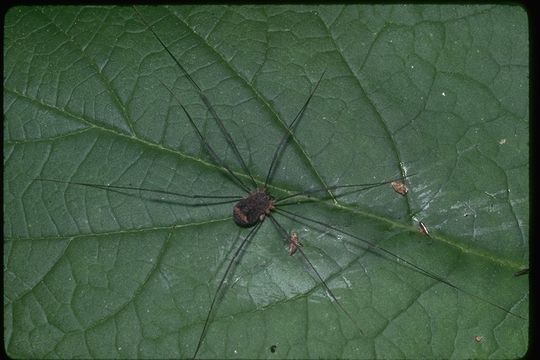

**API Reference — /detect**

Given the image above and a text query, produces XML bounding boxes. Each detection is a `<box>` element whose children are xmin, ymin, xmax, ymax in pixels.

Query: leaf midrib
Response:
<box><xmin>7</xmin><ymin>83</ymin><xmax>522</xmax><ymax>271</ymax></box>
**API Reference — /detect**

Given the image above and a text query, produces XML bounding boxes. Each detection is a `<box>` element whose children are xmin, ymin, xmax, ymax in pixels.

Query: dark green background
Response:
<box><xmin>4</xmin><ymin>5</ymin><xmax>528</xmax><ymax>358</ymax></box>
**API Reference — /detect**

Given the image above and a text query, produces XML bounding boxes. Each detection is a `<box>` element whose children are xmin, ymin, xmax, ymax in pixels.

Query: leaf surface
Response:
<box><xmin>4</xmin><ymin>5</ymin><xmax>528</xmax><ymax>359</ymax></box>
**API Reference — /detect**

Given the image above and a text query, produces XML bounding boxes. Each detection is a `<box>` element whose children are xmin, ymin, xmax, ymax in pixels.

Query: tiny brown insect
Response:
<box><xmin>288</xmin><ymin>231</ymin><xmax>302</xmax><ymax>256</ymax></box>
<box><xmin>391</xmin><ymin>180</ymin><xmax>408</xmax><ymax>195</ymax></box>
<box><xmin>418</xmin><ymin>221</ymin><xmax>430</xmax><ymax>236</ymax></box>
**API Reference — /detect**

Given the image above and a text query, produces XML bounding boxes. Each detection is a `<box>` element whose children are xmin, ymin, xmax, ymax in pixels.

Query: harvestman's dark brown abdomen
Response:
<box><xmin>233</xmin><ymin>189</ymin><xmax>275</xmax><ymax>227</ymax></box>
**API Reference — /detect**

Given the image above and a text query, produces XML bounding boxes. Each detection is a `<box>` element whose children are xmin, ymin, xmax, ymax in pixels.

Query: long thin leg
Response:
<box><xmin>158</xmin><ymin>79</ymin><xmax>252</xmax><ymax>193</ymax></box>
<box><xmin>193</xmin><ymin>223</ymin><xmax>262</xmax><ymax>359</ymax></box>
<box><xmin>274</xmin><ymin>174</ymin><xmax>416</xmax><ymax>204</ymax></box>
<box><xmin>264</xmin><ymin>71</ymin><xmax>326</xmax><ymax>189</ymax></box>
<box><xmin>35</xmin><ymin>178</ymin><xmax>241</xmax><ymax>209</ymax></box>
<box><xmin>36</xmin><ymin>178</ymin><xmax>242</xmax><ymax>201</ymax></box>
<box><xmin>268</xmin><ymin>215</ymin><xmax>363</xmax><ymax>334</ymax></box>
<box><xmin>275</xmin><ymin>208</ymin><xmax>526</xmax><ymax>321</ymax></box>
<box><xmin>133</xmin><ymin>7</ymin><xmax>258</xmax><ymax>190</ymax></box>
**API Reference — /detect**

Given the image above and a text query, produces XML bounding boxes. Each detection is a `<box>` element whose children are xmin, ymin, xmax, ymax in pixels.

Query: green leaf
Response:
<box><xmin>4</xmin><ymin>5</ymin><xmax>528</xmax><ymax>359</ymax></box>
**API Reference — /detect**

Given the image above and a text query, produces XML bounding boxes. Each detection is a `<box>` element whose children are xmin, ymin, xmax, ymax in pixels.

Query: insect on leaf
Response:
<box><xmin>4</xmin><ymin>5</ymin><xmax>528</xmax><ymax>359</ymax></box>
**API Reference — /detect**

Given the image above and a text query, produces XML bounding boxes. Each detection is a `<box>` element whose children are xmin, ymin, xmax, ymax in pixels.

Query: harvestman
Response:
<box><xmin>37</xmin><ymin>7</ymin><xmax>527</xmax><ymax>359</ymax></box>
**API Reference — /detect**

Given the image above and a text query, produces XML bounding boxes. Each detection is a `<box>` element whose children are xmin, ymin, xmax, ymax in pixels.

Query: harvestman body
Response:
<box><xmin>233</xmin><ymin>189</ymin><xmax>275</xmax><ymax>227</ymax></box>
